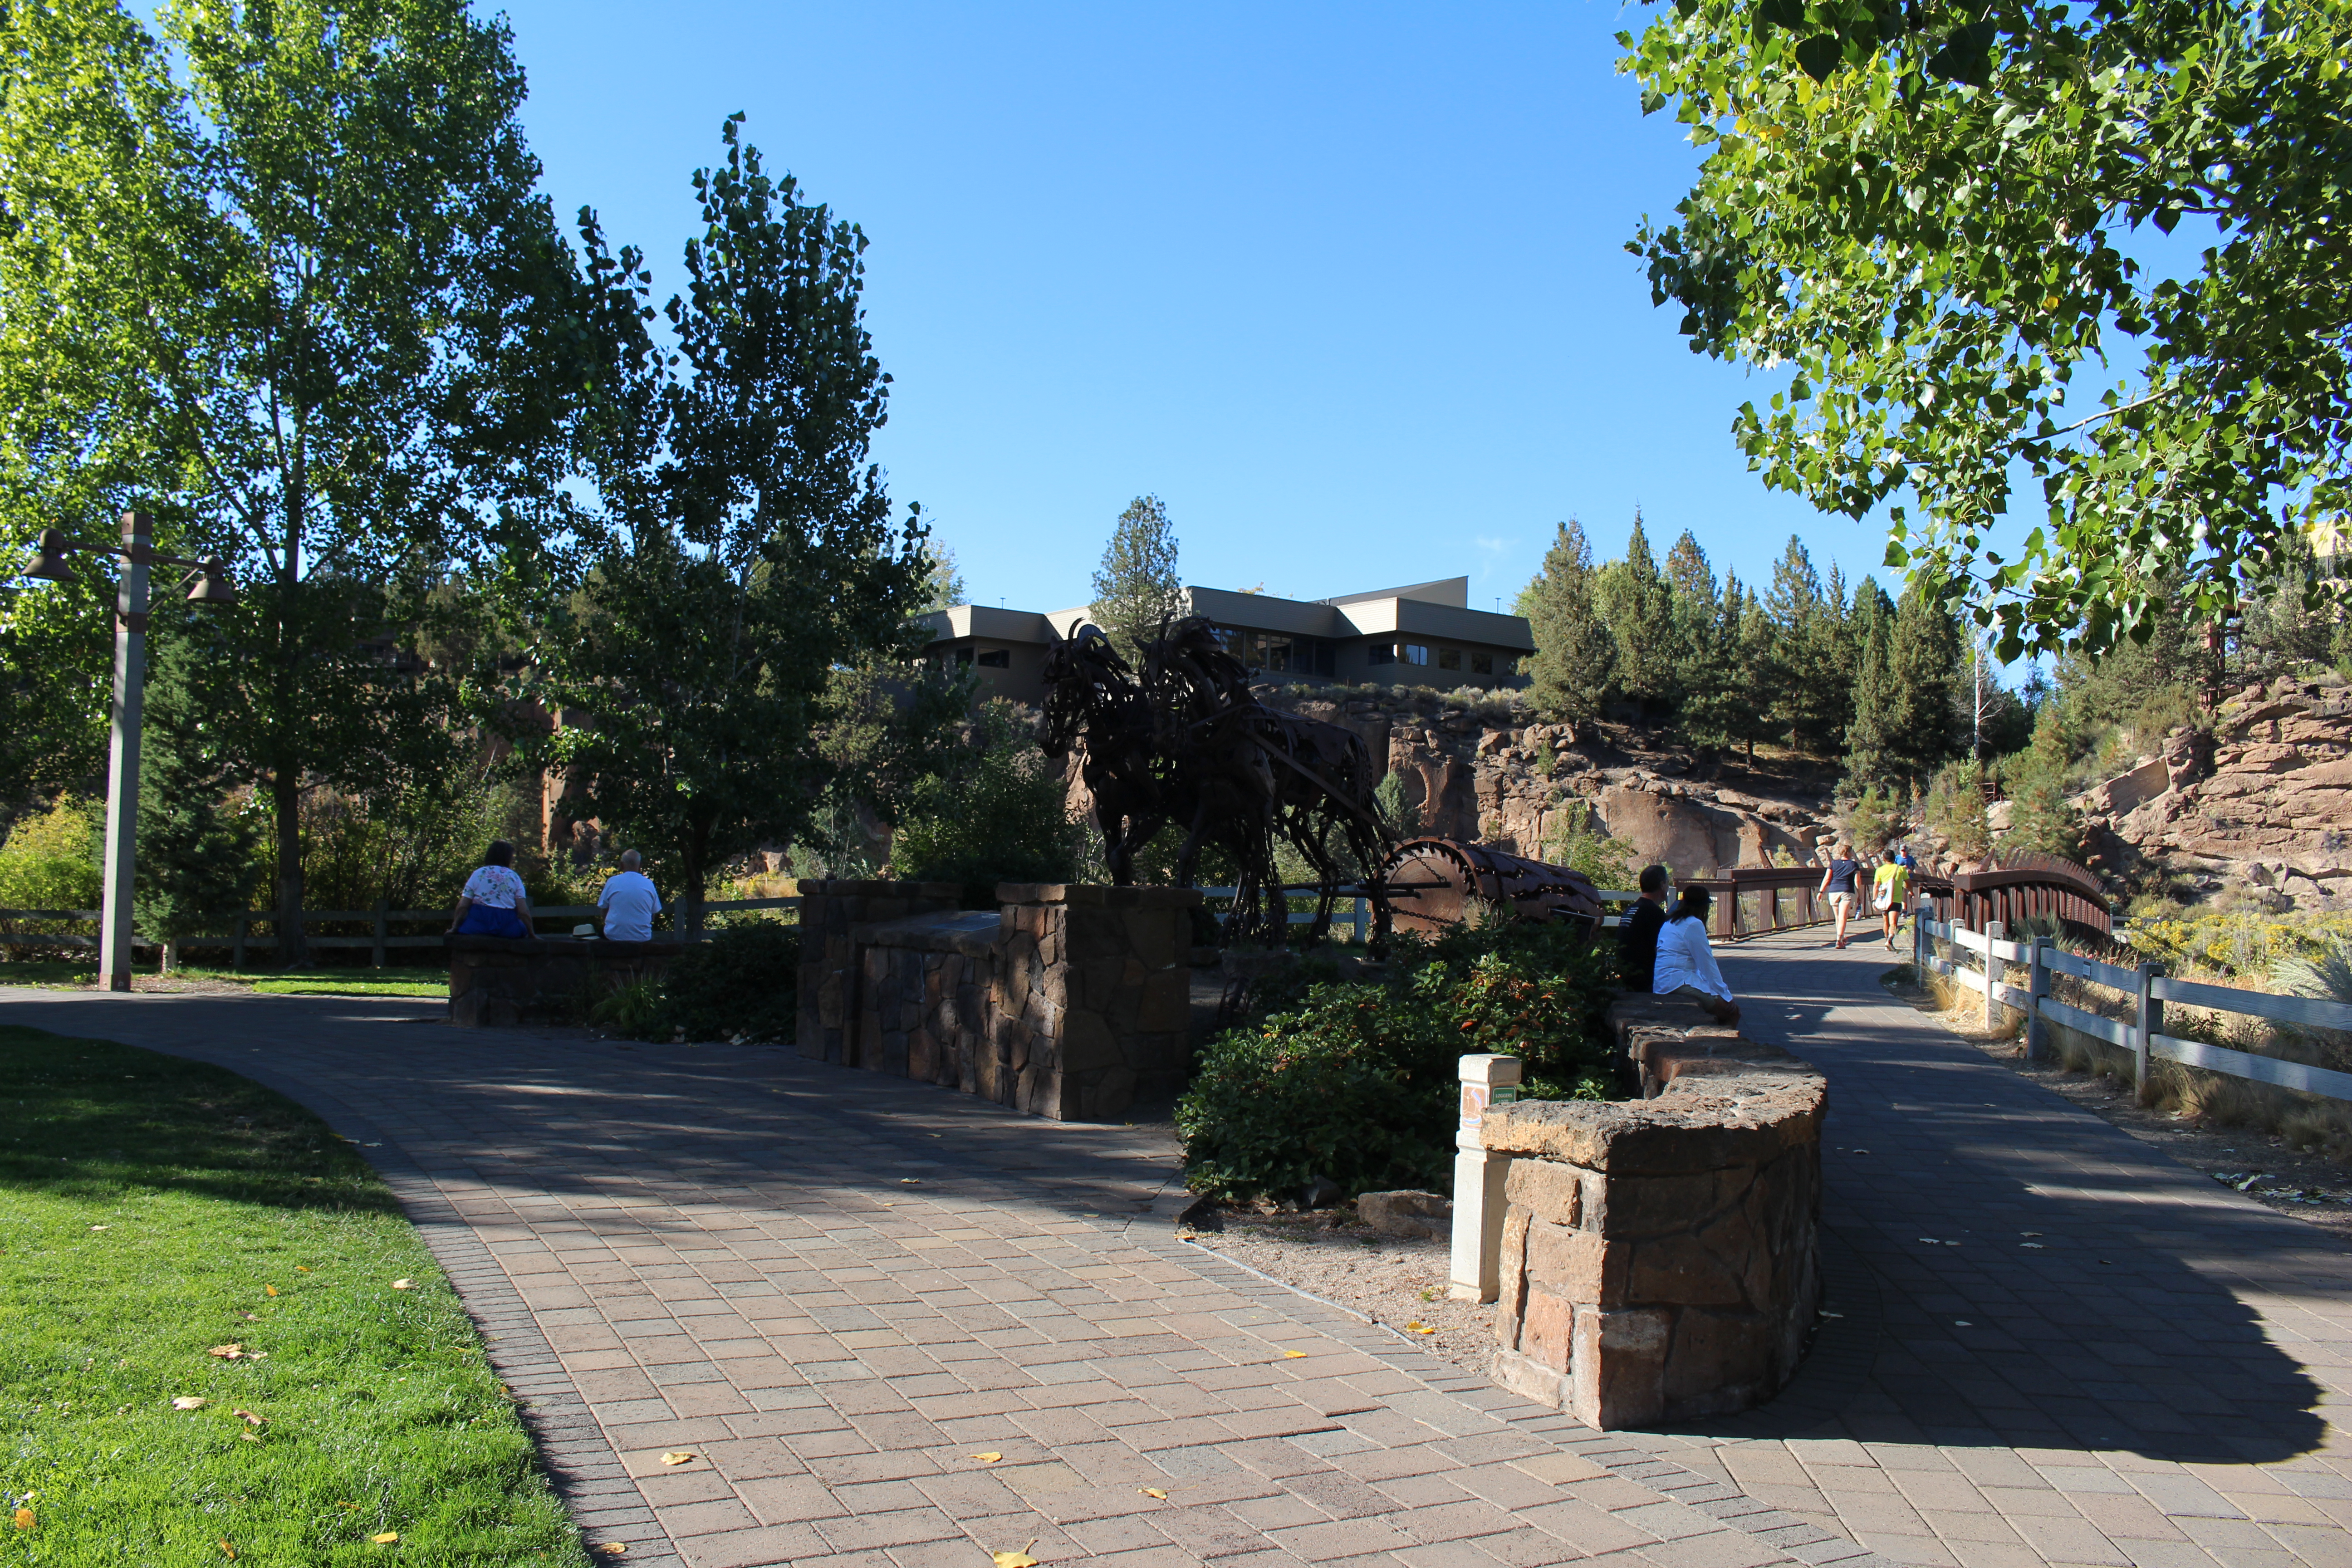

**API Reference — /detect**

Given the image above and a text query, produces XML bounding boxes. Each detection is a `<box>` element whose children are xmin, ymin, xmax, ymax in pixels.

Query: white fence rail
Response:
<box><xmin>1913</xmin><ymin>908</ymin><xmax>2352</xmax><ymax>1106</ymax></box>
<box><xmin>0</xmin><ymin>896</ymin><xmax>803</xmax><ymax>968</ymax></box>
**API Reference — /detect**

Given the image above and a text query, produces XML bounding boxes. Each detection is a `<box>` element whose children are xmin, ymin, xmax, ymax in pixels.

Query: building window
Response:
<box><xmin>1437</xmin><ymin>647</ymin><xmax>1462</xmax><ymax>671</ymax></box>
<box><xmin>1471</xmin><ymin>651</ymin><xmax>1494</xmax><ymax>675</ymax></box>
<box><xmin>976</xmin><ymin>647</ymin><xmax>1010</xmax><ymax>668</ymax></box>
<box><xmin>1402</xmin><ymin>643</ymin><xmax>1430</xmax><ymax>666</ymax></box>
<box><xmin>1368</xmin><ymin>643</ymin><xmax>1395</xmax><ymax>666</ymax></box>
<box><xmin>954</xmin><ymin>647</ymin><xmax>974</xmax><ymax>666</ymax></box>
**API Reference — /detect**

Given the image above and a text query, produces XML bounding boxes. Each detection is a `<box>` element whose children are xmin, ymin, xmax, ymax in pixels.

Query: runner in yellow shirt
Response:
<box><xmin>1872</xmin><ymin>849</ymin><xmax>1911</xmax><ymax>951</ymax></box>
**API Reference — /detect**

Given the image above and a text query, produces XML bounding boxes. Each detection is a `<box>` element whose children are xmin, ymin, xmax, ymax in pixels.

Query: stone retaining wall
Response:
<box><xmin>1483</xmin><ymin>994</ymin><xmax>1823</xmax><ymax>1428</ymax></box>
<box><xmin>795</xmin><ymin>880</ymin><xmax>1198</xmax><ymax>1122</ymax></box>
<box><xmin>445</xmin><ymin>935</ymin><xmax>682</xmax><ymax>1029</ymax></box>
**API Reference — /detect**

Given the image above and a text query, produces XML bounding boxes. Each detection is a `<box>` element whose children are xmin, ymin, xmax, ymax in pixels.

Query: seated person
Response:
<box><xmin>449</xmin><ymin>840</ymin><xmax>533</xmax><ymax>939</ymax></box>
<box><xmin>1616</xmin><ymin>863</ymin><xmax>1672</xmax><ymax>993</ymax></box>
<box><xmin>596</xmin><ymin>849</ymin><xmax>662</xmax><ymax>943</ymax></box>
<box><xmin>1652</xmin><ymin>885</ymin><xmax>1740</xmax><ymax>1026</ymax></box>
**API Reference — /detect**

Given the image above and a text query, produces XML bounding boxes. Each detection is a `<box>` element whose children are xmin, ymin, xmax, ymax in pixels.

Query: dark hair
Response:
<box><xmin>1669</xmin><ymin>885</ymin><xmax>1711</xmax><ymax>924</ymax></box>
<box><xmin>1639</xmin><ymin>863</ymin><xmax>1670</xmax><ymax>896</ymax></box>
<box><xmin>484</xmin><ymin>839</ymin><xmax>514</xmax><ymax>868</ymax></box>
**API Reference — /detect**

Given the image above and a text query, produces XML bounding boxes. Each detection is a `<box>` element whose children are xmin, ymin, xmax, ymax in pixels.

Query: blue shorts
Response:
<box><xmin>454</xmin><ymin>904</ymin><xmax>530</xmax><ymax>939</ymax></box>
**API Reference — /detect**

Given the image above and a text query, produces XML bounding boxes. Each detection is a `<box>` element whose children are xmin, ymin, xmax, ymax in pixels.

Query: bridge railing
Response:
<box><xmin>1916</xmin><ymin>909</ymin><xmax>2352</xmax><ymax>1106</ymax></box>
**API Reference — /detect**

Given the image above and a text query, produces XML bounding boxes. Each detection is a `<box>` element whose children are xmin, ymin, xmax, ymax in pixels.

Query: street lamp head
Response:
<box><xmin>23</xmin><ymin>528</ymin><xmax>78</xmax><ymax>583</ymax></box>
<box><xmin>185</xmin><ymin>557</ymin><xmax>235</xmax><ymax>607</ymax></box>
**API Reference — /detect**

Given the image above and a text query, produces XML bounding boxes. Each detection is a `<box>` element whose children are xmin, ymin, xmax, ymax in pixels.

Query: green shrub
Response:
<box><xmin>1543</xmin><ymin>799</ymin><xmax>1640</xmax><ymax>889</ymax></box>
<box><xmin>658</xmin><ymin>920</ymin><xmax>799</xmax><ymax>1042</ymax></box>
<box><xmin>1176</xmin><ymin>918</ymin><xmax>1615</xmax><ymax>1200</ymax></box>
<box><xmin>0</xmin><ymin>798</ymin><xmax>104</xmax><ymax>953</ymax></box>
<box><xmin>890</xmin><ymin>704</ymin><xmax>1083</xmax><ymax>906</ymax></box>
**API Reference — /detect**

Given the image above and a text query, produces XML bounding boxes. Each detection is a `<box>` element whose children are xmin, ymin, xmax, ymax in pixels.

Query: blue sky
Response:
<box><xmin>496</xmin><ymin>1</ymin><xmax>1897</xmax><ymax>616</ymax></box>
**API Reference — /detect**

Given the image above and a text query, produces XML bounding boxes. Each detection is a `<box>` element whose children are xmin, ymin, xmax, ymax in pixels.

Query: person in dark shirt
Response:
<box><xmin>1617</xmin><ymin>863</ymin><xmax>1673</xmax><ymax>992</ymax></box>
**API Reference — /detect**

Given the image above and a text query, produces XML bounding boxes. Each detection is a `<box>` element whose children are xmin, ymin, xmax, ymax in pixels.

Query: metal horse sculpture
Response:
<box><xmin>1040</xmin><ymin>614</ymin><xmax>1395</xmax><ymax>947</ymax></box>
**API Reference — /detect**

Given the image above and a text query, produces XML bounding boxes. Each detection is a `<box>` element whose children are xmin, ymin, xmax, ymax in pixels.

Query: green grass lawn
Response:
<box><xmin>0</xmin><ymin>1026</ymin><xmax>588</xmax><ymax>1565</ymax></box>
<box><xmin>0</xmin><ymin>962</ymin><xmax>444</xmax><ymax>999</ymax></box>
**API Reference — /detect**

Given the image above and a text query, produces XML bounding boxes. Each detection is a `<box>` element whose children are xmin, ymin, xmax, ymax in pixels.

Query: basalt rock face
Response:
<box><xmin>2073</xmin><ymin>675</ymin><xmax>2352</xmax><ymax>910</ymax></box>
<box><xmin>1262</xmin><ymin>690</ymin><xmax>1838</xmax><ymax>880</ymax></box>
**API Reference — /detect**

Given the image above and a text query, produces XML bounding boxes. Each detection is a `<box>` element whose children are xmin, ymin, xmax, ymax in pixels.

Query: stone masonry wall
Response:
<box><xmin>796</xmin><ymin>880</ymin><xmax>1198</xmax><ymax>1122</ymax></box>
<box><xmin>1482</xmin><ymin>995</ymin><xmax>1824</xmax><ymax>1429</ymax></box>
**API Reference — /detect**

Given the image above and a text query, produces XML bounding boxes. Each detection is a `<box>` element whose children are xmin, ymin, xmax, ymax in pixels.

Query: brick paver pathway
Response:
<box><xmin>1625</xmin><ymin>926</ymin><xmax>2352</xmax><ymax>1568</ymax></box>
<box><xmin>2</xmin><ymin>989</ymin><xmax>1876</xmax><ymax>1568</ymax></box>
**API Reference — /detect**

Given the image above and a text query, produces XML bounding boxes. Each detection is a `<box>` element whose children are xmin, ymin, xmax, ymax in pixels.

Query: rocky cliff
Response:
<box><xmin>2076</xmin><ymin>673</ymin><xmax>2352</xmax><ymax>910</ymax></box>
<box><xmin>1270</xmin><ymin>691</ymin><xmax>1841</xmax><ymax>882</ymax></box>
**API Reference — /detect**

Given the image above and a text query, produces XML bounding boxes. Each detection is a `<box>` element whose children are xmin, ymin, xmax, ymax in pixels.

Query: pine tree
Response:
<box><xmin>1594</xmin><ymin>511</ymin><xmax>1675</xmax><ymax>717</ymax></box>
<box><xmin>1728</xmin><ymin>581</ymin><xmax>1779</xmax><ymax>764</ymax></box>
<box><xmin>1676</xmin><ymin>566</ymin><xmax>1747</xmax><ymax>752</ymax></box>
<box><xmin>1090</xmin><ymin>495</ymin><xmax>1184</xmax><ymax>660</ymax></box>
<box><xmin>1519</xmin><ymin>519</ymin><xmax>1615</xmax><ymax>721</ymax></box>
<box><xmin>134</xmin><ymin>619</ymin><xmax>259</xmax><ymax>970</ymax></box>
<box><xmin>1841</xmin><ymin>580</ymin><xmax>1900</xmax><ymax>789</ymax></box>
<box><xmin>1886</xmin><ymin>582</ymin><xmax>1962</xmax><ymax>784</ymax></box>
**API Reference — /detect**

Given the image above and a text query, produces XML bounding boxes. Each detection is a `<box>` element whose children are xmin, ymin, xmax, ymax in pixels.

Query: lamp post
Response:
<box><xmin>20</xmin><ymin>513</ymin><xmax>235</xmax><ymax>991</ymax></box>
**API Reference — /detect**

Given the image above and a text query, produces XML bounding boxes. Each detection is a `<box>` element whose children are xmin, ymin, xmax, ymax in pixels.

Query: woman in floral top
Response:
<box><xmin>449</xmin><ymin>840</ymin><xmax>534</xmax><ymax>939</ymax></box>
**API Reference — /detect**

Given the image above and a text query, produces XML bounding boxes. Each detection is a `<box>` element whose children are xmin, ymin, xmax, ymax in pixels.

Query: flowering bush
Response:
<box><xmin>1176</xmin><ymin>920</ymin><xmax>1615</xmax><ymax>1200</ymax></box>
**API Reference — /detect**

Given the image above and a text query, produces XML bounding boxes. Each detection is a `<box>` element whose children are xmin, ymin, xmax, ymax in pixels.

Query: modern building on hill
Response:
<box><xmin>917</xmin><ymin>575</ymin><xmax>1534</xmax><ymax>705</ymax></box>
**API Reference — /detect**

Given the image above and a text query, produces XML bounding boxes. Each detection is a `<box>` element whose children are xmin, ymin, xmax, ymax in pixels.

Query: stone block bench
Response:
<box><xmin>1479</xmin><ymin>993</ymin><xmax>1824</xmax><ymax>1429</ymax></box>
<box><xmin>445</xmin><ymin>935</ymin><xmax>683</xmax><ymax>1029</ymax></box>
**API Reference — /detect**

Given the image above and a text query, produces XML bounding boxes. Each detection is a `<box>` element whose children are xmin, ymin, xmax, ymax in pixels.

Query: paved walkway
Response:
<box><xmin>1643</xmin><ymin>927</ymin><xmax>2352</xmax><ymax>1568</ymax></box>
<box><xmin>0</xmin><ymin>989</ymin><xmax>1867</xmax><ymax>1568</ymax></box>
<box><xmin>3</xmin><ymin>927</ymin><xmax>2347</xmax><ymax>1568</ymax></box>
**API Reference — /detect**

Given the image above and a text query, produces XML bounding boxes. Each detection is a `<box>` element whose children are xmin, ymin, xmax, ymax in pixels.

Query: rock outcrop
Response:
<box><xmin>2073</xmin><ymin>675</ymin><xmax>2352</xmax><ymax>910</ymax></box>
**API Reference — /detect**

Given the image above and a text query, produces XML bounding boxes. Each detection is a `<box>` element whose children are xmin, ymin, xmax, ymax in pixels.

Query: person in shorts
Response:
<box><xmin>1816</xmin><ymin>841</ymin><xmax>1863</xmax><ymax>949</ymax></box>
<box><xmin>596</xmin><ymin>850</ymin><xmax>663</xmax><ymax>943</ymax></box>
<box><xmin>449</xmin><ymin>840</ymin><xmax>533</xmax><ymax>939</ymax></box>
<box><xmin>1872</xmin><ymin>847</ymin><xmax>1911</xmax><ymax>951</ymax></box>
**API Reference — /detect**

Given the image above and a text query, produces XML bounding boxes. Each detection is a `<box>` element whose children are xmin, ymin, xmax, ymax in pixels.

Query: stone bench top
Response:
<box><xmin>849</xmin><ymin>909</ymin><xmax>1005</xmax><ymax>958</ymax></box>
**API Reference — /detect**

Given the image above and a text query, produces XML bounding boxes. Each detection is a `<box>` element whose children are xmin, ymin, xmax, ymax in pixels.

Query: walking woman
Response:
<box><xmin>1816</xmin><ymin>841</ymin><xmax>1863</xmax><ymax>949</ymax></box>
<box><xmin>448</xmin><ymin>839</ymin><xmax>534</xmax><ymax>939</ymax></box>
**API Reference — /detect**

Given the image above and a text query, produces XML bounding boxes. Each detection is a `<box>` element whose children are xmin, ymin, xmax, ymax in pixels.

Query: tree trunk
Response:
<box><xmin>163</xmin><ymin>936</ymin><xmax>180</xmax><ymax>975</ymax></box>
<box><xmin>274</xmin><ymin>764</ymin><xmax>306</xmax><ymax>967</ymax></box>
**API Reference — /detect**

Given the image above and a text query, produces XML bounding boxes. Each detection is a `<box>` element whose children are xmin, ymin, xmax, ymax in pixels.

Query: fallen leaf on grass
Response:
<box><xmin>990</xmin><ymin>1544</ymin><xmax>1040</xmax><ymax>1568</ymax></box>
<box><xmin>390</xmin><ymin>1279</ymin><xmax>415</xmax><ymax>1291</ymax></box>
<box><xmin>265</xmin><ymin>1286</ymin><xmax>278</xmax><ymax>1298</ymax></box>
<box><xmin>658</xmin><ymin>1451</ymin><xmax>696</xmax><ymax>1466</ymax></box>
<box><xmin>232</xmin><ymin>1409</ymin><xmax>264</xmax><ymax>1426</ymax></box>
<box><xmin>371</xmin><ymin>1532</ymin><xmax>400</xmax><ymax>1545</ymax></box>
<box><xmin>296</xmin><ymin>1265</ymin><xmax>312</xmax><ymax>1273</ymax></box>
<box><xmin>208</xmin><ymin>1344</ymin><xmax>245</xmax><ymax>1359</ymax></box>
<box><xmin>239</xmin><ymin>1431</ymin><xmax>262</xmax><ymax>1442</ymax></box>
<box><xmin>219</xmin><ymin>1540</ymin><xmax>235</xmax><ymax>1559</ymax></box>
<box><xmin>173</xmin><ymin>1396</ymin><xmax>209</xmax><ymax>1410</ymax></box>
<box><xmin>1141</xmin><ymin>1487</ymin><xmax>1167</xmax><ymax>1499</ymax></box>
<box><xmin>12</xmin><ymin>1508</ymin><xmax>33</xmax><ymax>1531</ymax></box>
<box><xmin>237</xmin><ymin>1312</ymin><xmax>260</xmax><ymax>1321</ymax></box>
<box><xmin>336</xmin><ymin>1503</ymin><xmax>360</xmax><ymax>1512</ymax></box>
<box><xmin>969</xmin><ymin>1451</ymin><xmax>1003</xmax><ymax>1464</ymax></box>
<box><xmin>90</xmin><ymin>1224</ymin><xmax>109</xmax><ymax>1231</ymax></box>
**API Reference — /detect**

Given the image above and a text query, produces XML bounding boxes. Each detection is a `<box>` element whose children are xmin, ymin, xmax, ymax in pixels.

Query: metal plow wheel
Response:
<box><xmin>1377</xmin><ymin>837</ymin><xmax>1607</xmax><ymax>937</ymax></box>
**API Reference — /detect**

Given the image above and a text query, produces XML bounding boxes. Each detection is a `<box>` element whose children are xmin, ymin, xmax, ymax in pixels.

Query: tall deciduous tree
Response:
<box><xmin>540</xmin><ymin>118</ymin><xmax>931</xmax><ymax>931</ymax></box>
<box><xmin>0</xmin><ymin>0</ymin><xmax>578</xmax><ymax>961</ymax></box>
<box><xmin>1622</xmin><ymin>0</ymin><xmax>2352</xmax><ymax>660</ymax></box>
<box><xmin>1519</xmin><ymin>519</ymin><xmax>1616</xmax><ymax>721</ymax></box>
<box><xmin>1090</xmin><ymin>495</ymin><xmax>1183</xmax><ymax>660</ymax></box>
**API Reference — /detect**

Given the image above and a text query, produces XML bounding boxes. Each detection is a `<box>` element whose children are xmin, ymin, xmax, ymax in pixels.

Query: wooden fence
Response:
<box><xmin>0</xmin><ymin>896</ymin><xmax>804</xmax><ymax>968</ymax></box>
<box><xmin>1916</xmin><ymin>909</ymin><xmax>2352</xmax><ymax>1106</ymax></box>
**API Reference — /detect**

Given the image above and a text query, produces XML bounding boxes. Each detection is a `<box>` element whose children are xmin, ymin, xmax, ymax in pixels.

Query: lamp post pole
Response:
<box><xmin>98</xmin><ymin>511</ymin><xmax>153</xmax><ymax>992</ymax></box>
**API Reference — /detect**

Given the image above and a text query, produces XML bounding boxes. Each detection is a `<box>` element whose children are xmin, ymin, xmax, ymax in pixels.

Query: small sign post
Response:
<box><xmin>1448</xmin><ymin>1053</ymin><xmax>1522</xmax><ymax>1303</ymax></box>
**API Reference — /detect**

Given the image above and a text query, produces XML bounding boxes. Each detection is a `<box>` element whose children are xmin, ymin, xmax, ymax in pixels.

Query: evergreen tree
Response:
<box><xmin>1724</xmin><ymin>576</ymin><xmax>1783</xmax><ymax>763</ymax></box>
<box><xmin>1885</xmin><ymin>582</ymin><xmax>1963</xmax><ymax>783</ymax></box>
<box><xmin>1594</xmin><ymin>511</ymin><xmax>1675</xmax><ymax>717</ymax></box>
<box><xmin>1763</xmin><ymin>537</ymin><xmax>1850</xmax><ymax>754</ymax></box>
<box><xmin>1662</xmin><ymin>529</ymin><xmax>1721</xmax><ymax>687</ymax></box>
<box><xmin>1090</xmin><ymin>495</ymin><xmax>1184</xmax><ymax>660</ymax></box>
<box><xmin>1519</xmin><ymin>519</ymin><xmax>1615</xmax><ymax>721</ymax></box>
<box><xmin>1841</xmin><ymin>580</ymin><xmax>1899</xmax><ymax>789</ymax></box>
<box><xmin>1676</xmin><ymin>568</ymin><xmax>1749</xmax><ymax>753</ymax></box>
<box><xmin>134</xmin><ymin>617</ymin><xmax>258</xmax><ymax>970</ymax></box>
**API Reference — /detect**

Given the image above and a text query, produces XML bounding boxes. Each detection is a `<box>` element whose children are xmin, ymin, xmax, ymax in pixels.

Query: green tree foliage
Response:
<box><xmin>1593</xmin><ymin>512</ymin><xmax>1676</xmax><ymax>714</ymax></box>
<box><xmin>133</xmin><ymin>617</ymin><xmax>258</xmax><ymax>965</ymax></box>
<box><xmin>1842</xmin><ymin>580</ymin><xmax>1900</xmax><ymax>789</ymax></box>
<box><xmin>888</xmin><ymin>704</ymin><xmax>1084</xmax><ymax>905</ymax></box>
<box><xmin>1621</xmin><ymin>0</ymin><xmax>2352</xmax><ymax>661</ymax></box>
<box><xmin>0</xmin><ymin>796</ymin><xmax>102</xmax><ymax>919</ymax></box>
<box><xmin>1763</xmin><ymin>537</ymin><xmax>1852</xmax><ymax>753</ymax></box>
<box><xmin>1519</xmin><ymin>519</ymin><xmax>1617</xmax><ymax>721</ymax></box>
<box><xmin>0</xmin><ymin>0</ymin><xmax>578</xmax><ymax>962</ymax></box>
<box><xmin>540</xmin><ymin>121</ymin><xmax>930</xmax><ymax>931</ymax></box>
<box><xmin>1089</xmin><ymin>495</ymin><xmax>1184</xmax><ymax>660</ymax></box>
<box><xmin>1884</xmin><ymin>580</ymin><xmax>1962</xmax><ymax>776</ymax></box>
<box><xmin>921</xmin><ymin>544</ymin><xmax>968</xmax><ymax>613</ymax></box>
<box><xmin>1926</xmin><ymin>759</ymin><xmax>1994</xmax><ymax>862</ymax></box>
<box><xmin>1542</xmin><ymin>799</ymin><xmax>1641</xmax><ymax>890</ymax></box>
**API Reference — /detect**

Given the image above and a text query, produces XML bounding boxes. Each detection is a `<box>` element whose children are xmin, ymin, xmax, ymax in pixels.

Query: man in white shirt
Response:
<box><xmin>595</xmin><ymin>850</ymin><xmax>662</xmax><ymax>943</ymax></box>
<box><xmin>1651</xmin><ymin>886</ymin><xmax>1741</xmax><ymax>1026</ymax></box>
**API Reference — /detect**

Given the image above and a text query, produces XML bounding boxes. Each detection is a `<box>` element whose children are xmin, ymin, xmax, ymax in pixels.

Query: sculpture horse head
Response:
<box><xmin>1039</xmin><ymin>622</ymin><xmax>1132</xmax><ymax>760</ymax></box>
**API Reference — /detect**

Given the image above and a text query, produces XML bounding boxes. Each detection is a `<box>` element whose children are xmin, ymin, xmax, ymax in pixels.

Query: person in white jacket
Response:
<box><xmin>1651</xmin><ymin>886</ymin><xmax>1741</xmax><ymax>1026</ymax></box>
